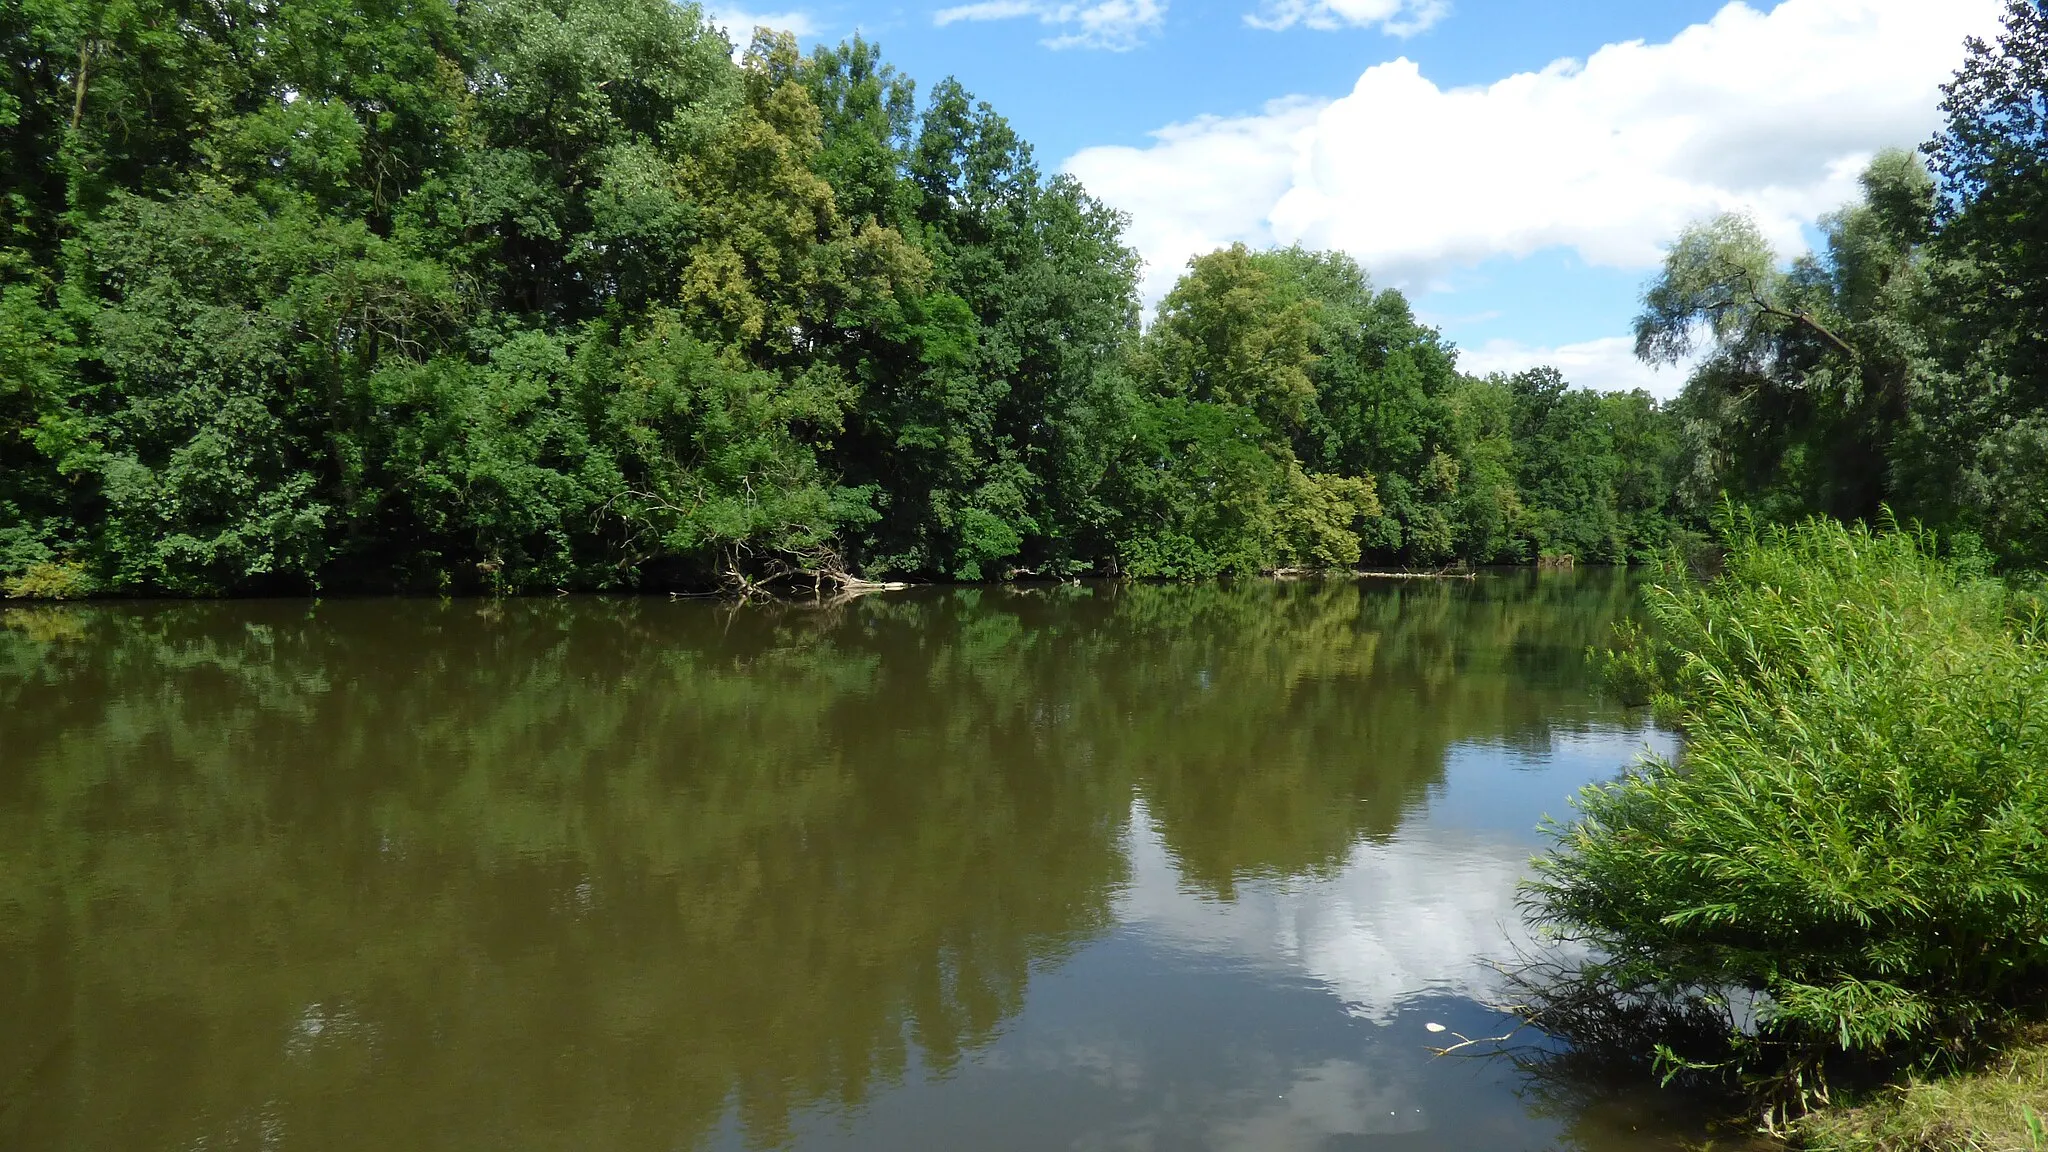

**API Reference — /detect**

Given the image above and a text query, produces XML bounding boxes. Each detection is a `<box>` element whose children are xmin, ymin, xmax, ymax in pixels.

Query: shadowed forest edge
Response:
<box><xmin>5</xmin><ymin>0</ymin><xmax>2043</xmax><ymax>596</ymax></box>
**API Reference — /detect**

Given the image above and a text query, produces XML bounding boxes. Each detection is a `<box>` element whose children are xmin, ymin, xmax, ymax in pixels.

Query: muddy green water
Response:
<box><xmin>2</xmin><ymin>575</ymin><xmax>1724</xmax><ymax>1151</ymax></box>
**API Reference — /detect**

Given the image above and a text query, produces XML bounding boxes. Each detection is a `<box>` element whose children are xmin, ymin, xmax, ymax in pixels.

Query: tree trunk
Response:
<box><xmin>69</xmin><ymin>42</ymin><xmax>92</xmax><ymax>133</ymax></box>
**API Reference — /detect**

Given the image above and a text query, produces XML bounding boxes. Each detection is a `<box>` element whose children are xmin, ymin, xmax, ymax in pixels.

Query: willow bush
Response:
<box><xmin>1527</xmin><ymin>516</ymin><xmax>2048</xmax><ymax>1107</ymax></box>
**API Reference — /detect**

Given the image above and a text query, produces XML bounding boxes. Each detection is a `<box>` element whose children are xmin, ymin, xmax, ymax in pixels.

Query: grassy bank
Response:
<box><xmin>1799</xmin><ymin>1030</ymin><xmax>2048</xmax><ymax>1152</ymax></box>
<box><xmin>1523</xmin><ymin>515</ymin><xmax>2048</xmax><ymax>1128</ymax></box>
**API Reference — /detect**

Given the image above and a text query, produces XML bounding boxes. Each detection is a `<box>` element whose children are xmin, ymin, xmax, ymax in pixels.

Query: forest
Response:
<box><xmin>8</xmin><ymin>0</ymin><xmax>2041</xmax><ymax>597</ymax></box>
<box><xmin>3</xmin><ymin>0</ymin><xmax>1684</xmax><ymax>597</ymax></box>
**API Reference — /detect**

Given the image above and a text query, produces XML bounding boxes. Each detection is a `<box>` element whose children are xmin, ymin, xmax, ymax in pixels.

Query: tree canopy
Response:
<box><xmin>0</xmin><ymin>0</ymin><xmax>1688</xmax><ymax>596</ymax></box>
<box><xmin>1639</xmin><ymin>0</ymin><xmax>2048</xmax><ymax>569</ymax></box>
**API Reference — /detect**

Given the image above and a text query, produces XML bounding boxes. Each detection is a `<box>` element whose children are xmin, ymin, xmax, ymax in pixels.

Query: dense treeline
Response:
<box><xmin>1114</xmin><ymin>246</ymin><xmax>1683</xmax><ymax>577</ymax></box>
<box><xmin>0</xmin><ymin>0</ymin><xmax>1684</xmax><ymax>596</ymax></box>
<box><xmin>1638</xmin><ymin>0</ymin><xmax>2048</xmax><ymax>571</ymax></box>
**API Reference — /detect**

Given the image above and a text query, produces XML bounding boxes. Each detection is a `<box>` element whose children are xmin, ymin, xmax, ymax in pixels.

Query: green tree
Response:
<box><xmin>1919</xmin><ymin>0</ymin><xmax>2048</xmax><ymax>565</ymax></box>
<box><xmin>0</xmin><ymin>0</ymin><xmax>1685</xmax><ymax>597</ymax></box>
<box><xmin>1636</xmin><ymin>155</ymin><xmax>1940</xmax><ymax>529</ymax></box>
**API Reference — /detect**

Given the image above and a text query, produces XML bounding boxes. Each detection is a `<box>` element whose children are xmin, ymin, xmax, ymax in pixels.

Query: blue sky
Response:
<box><xmin>716</xmin><ymin>0</ymin><xmax>2008</xmax><ymax>394</ymax></box>
<box><xmin>815</xmin><ymin>1</ymin><xmax>1727</xmax><ymax>158</ymax></box>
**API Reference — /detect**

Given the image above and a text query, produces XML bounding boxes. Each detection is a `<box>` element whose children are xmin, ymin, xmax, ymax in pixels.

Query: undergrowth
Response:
<box><xmin>1798</xmin><ymin>1028</ymin><xmax>2048</xmax><ymax>1151</ymax></box>
<box><xmin>1523</xmin><ymin>514</ymin><xmax>2048</xmax><ymax>1127</ymax></box>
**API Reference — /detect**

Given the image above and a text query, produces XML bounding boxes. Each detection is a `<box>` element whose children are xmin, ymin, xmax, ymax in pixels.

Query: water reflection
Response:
<box><xmin>1122</xmin><ymin>805</ymin><xmax>1547</xmax><ymax>1023</ymax></box>
<box><xmin>1</xmin><ymin>575</ymin><xmax>1684</xmax><ymax>1150</ymax></box>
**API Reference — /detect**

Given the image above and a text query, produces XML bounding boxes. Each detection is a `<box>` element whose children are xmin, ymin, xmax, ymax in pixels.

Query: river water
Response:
<box><xmin>1</xmin><ymin>574</ymin><xmax>1722</xmax><ymax>1150</ymax></box>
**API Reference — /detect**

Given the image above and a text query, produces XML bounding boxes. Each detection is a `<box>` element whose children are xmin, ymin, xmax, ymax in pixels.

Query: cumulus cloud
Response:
<box><xmin>933</xmin><ymin>0</ymin><xmax>1166</xmax><ymax>50</ymax></box>
<box><xmin>1246</xmin><ymin>0</ymin><xmax>1448</xmax><ymax>36</ymax></box>
<box><xmin>1065</xmin><ymin>0</ymin><xmax>2005</xmax><ymax>372</ymax></box>
<box><xmin>705</xmin><ymin>6</ymin><xmax>818</xmax><ymax>53</ymax></box>
<box><xmin>1067</xmin><ymin>97</ymin><xmax>1325</xmax><ymax>302</ymax></box>
<box><xmin>1457</xmin><ymin>336</ymin><xmax>1695</xmax><ymax>399</ymax></box>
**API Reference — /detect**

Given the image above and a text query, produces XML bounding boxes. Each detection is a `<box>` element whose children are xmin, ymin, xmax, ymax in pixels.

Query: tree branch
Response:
<box><xmin>1726</xmin><ymin>263</ymin><xmax>1860</xmax><ymax>361</ymax></box>
<box><xmin>1751</xmin><ymin>296</ymin><xmax>1860</xmax><ymax>361</ymax></box>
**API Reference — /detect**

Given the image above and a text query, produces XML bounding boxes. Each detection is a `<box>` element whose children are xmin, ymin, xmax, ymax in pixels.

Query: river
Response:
<box><xmin>0</xmin><ymin>574</ymin><xmax>1737</xmax><ymax>1150</ymax></box>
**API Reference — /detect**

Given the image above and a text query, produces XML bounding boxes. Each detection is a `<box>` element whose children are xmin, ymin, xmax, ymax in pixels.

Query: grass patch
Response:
<box><xmin>1799</xmin><ymin>1029</ymin><xmax>2048</xmax><ymax>1151</ymax></box>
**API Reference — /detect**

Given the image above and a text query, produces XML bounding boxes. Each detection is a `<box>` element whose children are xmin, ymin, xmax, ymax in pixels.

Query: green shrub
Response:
<box><xmin>1527</xmin><ymin>515</ymin><xmax>2048</xmax><ymax>1104</ymax></box>
<box><xmin>1585</xmin><ymin>616</ymin><xmax>1670</xmax><ymax>711</ymax></box>
<box><xmin>4</xmin><ymin>560</ymin><xmax>95</xmax><ymax>600</ymax></box>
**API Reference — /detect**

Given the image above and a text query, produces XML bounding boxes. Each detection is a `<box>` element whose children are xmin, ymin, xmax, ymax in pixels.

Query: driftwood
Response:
<box><xmin>1270</xmin><ymin>567</ymin><xmax>1477</xmax><ymax>581</ymax></box>
<box><xmin>825</xmin><ymin>571</ymin><xmax>911</xmax><ymax>593</ymax></box>
<box><xmin>712</xmin><ymin>545</ymin><xmax>914</xmax><ymax>599</ymax></box>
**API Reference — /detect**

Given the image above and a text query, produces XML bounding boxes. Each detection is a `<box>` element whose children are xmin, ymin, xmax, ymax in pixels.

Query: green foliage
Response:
<box><xmin>1635</xmin><ymin>173</ymin><xmax>1923</xmax><ymax>528</ymax></box>
<box><xmin>1530</xmin><ymin>517</ymin><xmax>2048</xmax><ymax>1099</ymax></box>
<box><xmin>1586</xmin><ymin>615</ymin><xmax>1678</xmax><ymax>716</ymax></box>
<box><xmin>3</xmin><ymin>559</ymin><xmax>93</xmax><ymax>599</ymax></box>
<box><xmin>1928</xmin><ymin>1</ymin><xmax>2048</xmax><ymax>410</ymax></box>
<box><xmin>1639</xmin><ymin>3</ymin><xmax>2048</xmax><ymax>568</ymax></box>
<box><xmin>1107</xmin><ymin>397</ymin><xmax>1284</xmax><ymax>579</ymax></box>
<box><xmin>0</xmin><ymin>0</ymin><xmax>1131</xmax><ymax>591</ymax></box>
<box><xmin>1107</xmin><ymin>245</ymin><xmax>1685</xmax><ymax>578</ymax></box>
<box><xmin>0</xmin><ymin>0</ymin><xmax>1686</xmax><ymax>593</ymax></box>
<box><xmin>1144</xmin><ymin>243</ymin><xmax>1316</xmax><ymax>436</ymax></box>
<box><xmin>1635</xmin><ymin>213</ymin><xmax>1791</xmax><ymax>367</ymax></box>
<box><xmin>1273</xmin><ymin>466</ymin><xmax>1380</xmax><ymax>569</ymax></box>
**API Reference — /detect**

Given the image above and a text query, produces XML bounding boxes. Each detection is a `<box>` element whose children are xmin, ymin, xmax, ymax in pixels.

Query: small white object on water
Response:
<box><xmin>1423</xmin><ymin>1022</ymin><xmax>1446</xmax><ymax>1033</ymax></box>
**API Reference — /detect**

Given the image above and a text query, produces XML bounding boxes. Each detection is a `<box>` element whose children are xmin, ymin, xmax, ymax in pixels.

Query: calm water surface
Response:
<box><xmin>2</xmin><ymin>574</ymin><xmax>1720</xmax><ymax>1151</ymax></box>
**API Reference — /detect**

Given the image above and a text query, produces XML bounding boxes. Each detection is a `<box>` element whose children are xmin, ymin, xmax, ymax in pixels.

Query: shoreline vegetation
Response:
<box><xmin>2</xmin><ymin>0</ymin><xmax>1693</xmax><ymax>601</ymax></box>
<box><xmin>1521</xmin><ymin>2</ymin><xmax>2048</xmax><ymax>1140</ymax></box>
<box><xmin>0</xmin><ymin>563</ymin><xmax>1493</xmax><ymax>605</ymax></box>
<box><xmin>1</xmin><ymin>560</ymin><xmax>1498</xmax><ymax>602</ymax></box>
<box><xmin>1531</xmin><ymin>516</ymin><xmax>2048</xmax><ymax>1149</ymax></box>
<box><xmin>1799</xmin><ymin>1029</ymin><xmax>2048</xmax><ymax>1152</ymax></box>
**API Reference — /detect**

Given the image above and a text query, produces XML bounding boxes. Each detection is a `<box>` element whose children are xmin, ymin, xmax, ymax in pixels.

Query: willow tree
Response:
<box><xmin>1634</xmin><ymin>154</ymin><xmax>1937</xmax><ymax>526</ymax></box>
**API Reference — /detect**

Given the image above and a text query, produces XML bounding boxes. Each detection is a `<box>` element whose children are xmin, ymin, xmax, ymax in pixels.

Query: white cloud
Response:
<box><xmin>1247</xmin><ymin>0</ymin><xmax>1448</xmax><ymax>36</ymax></box>
<box><xmin>705</xmin><ymin>6</ymin><xmax>818</xmax><ymax>51</ymax></box>
<box><xmin>1064</xmin><ymin>0</ymin><xmax>2006</xmax><ymax>372</ymax></box>
<box><xmin>932</xmin><ymin>0</ymin><xmax>1166</xmax><ymax>50</ymax></box>
<box><xmin>1068</xmin><ymin>97</ymin><xmax>1326</xmax><ymax>302</ymax></box>
<box><xmin>932</xmin><ymin>0</ymin><xmax>1038</xmax><ymax>23</ymax></box>
<box><xmin>1458</xmin><ymin>336</ymin><xmax>1695</xmax><ymax>398</ymax></box>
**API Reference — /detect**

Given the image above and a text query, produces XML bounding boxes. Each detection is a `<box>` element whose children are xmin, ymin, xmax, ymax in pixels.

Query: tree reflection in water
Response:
<box><xmin>0</xmin><ymin>573</ymin><xmax>1659</xmax><ymax>1151</ymax></box>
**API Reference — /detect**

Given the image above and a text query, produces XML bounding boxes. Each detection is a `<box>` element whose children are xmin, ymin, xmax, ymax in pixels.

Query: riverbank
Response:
<box><xmin>1798</xmin><ymin>1031</ymin><xmax>2048</xmax><ymax>1151</ymax></box>
<box><xmin>1526</xmin><ymin>516</ymin><xmax>2048</xmax><ymax>1144</ymax></box>
<box><xmin>2</xmin><ymin>561</ymin><xmax>1588</xmax><ymax>602</ymax></box>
